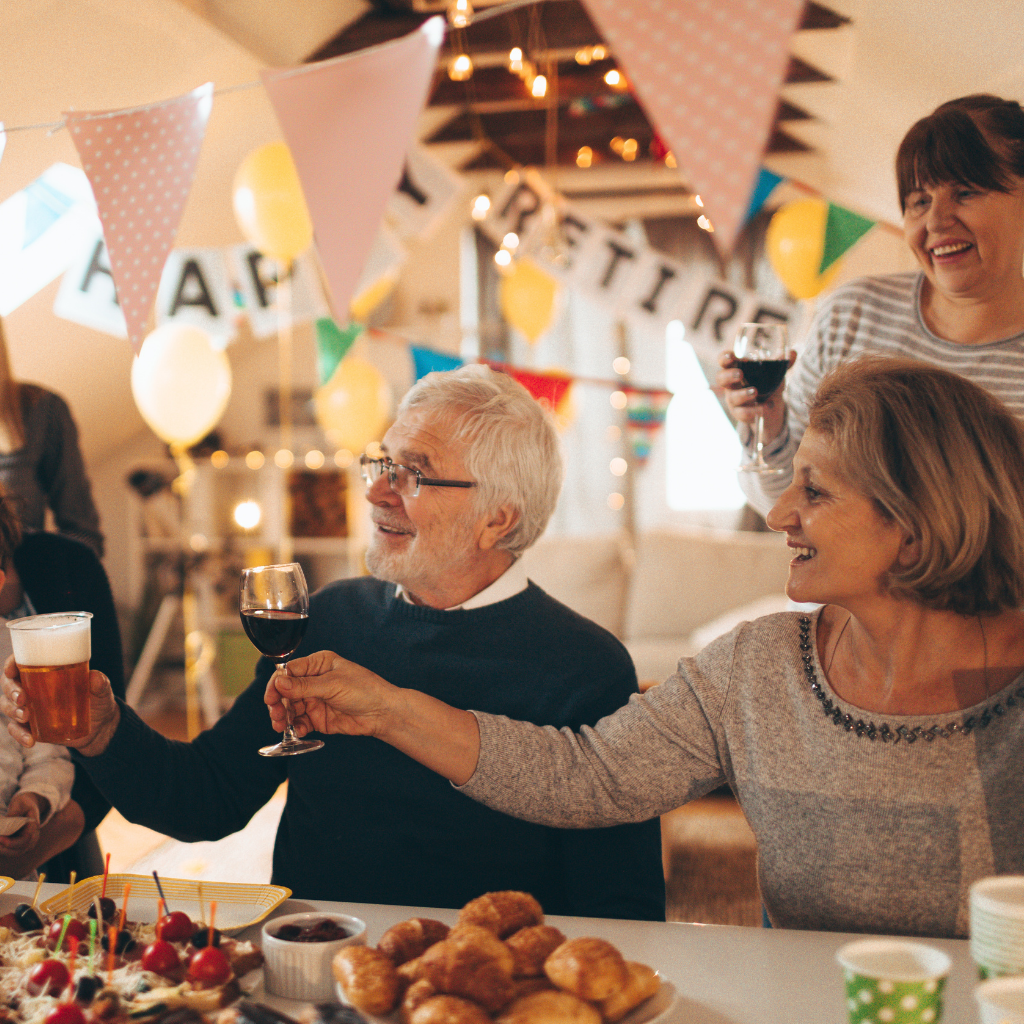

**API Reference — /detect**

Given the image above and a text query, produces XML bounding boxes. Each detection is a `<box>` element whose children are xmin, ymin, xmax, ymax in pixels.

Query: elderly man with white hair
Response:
<box><xmin>7</xmin><ymin>366</ymin><xmax>665</xmax><ymax>920</ymax></box>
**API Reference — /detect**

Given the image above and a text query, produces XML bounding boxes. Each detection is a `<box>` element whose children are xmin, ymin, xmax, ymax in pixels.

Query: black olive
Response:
<box><xmin>88</xmin><ymin>897</ymin><xmax>117</xmax><ymax>923</ymax></box>
<box><xmin>101</xmin><ymin>929</ymin><xmax>135</xmax><ymax>954</ymax></box>
<box><xmin>13</xmin><ymin>904</ymin><xmax>43</xmax><ymax>932</ymax></box>
<box><xmin>189</xmin><ymin>927</ymin><xmax>221</xmax><ymax>948</ymax></box>
<box><xmin>74</xmin><ymin>975</ymin><xmax>102</xmax><ymax>1004</ymax></box>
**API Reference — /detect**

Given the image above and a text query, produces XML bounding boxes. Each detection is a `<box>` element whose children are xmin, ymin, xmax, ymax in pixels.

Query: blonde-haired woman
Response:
<box><xmin>0</xmin><ymin>318</ymin><xmax>102</xmax><ymax>556</ymax></box>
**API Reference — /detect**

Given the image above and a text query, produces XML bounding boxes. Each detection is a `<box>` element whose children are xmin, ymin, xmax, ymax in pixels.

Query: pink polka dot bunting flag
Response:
<box><xmin>65</xmin><ymin>83</ymin><xmax>214</xmax><ymax>353</ymax></box>
<box><xmin>580</xmin><ymin>0</ymin><xmax>804</xmax><ymax>254</ymax></box>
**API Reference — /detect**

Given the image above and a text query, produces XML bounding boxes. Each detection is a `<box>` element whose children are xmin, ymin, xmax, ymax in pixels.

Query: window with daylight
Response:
<box><xmin>664</xmin><ymin>319</ymin><xmax>746</xmax><ymax>511</ymax></box>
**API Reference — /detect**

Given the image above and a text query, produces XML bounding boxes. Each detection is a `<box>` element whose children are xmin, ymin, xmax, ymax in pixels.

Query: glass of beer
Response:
<box><xmin>7</xmin><ymin>612</ymin><xmax>93</xmax><ymax>744</ymax></box>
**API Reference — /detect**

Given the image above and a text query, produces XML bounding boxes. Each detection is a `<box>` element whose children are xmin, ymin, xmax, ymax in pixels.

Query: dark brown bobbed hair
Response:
<box><xmin>896</xmin><ymin>94</ymin><xmax>1024</xmax><ymax>212</ymax></box>
<box><xmin>808</xmin><ymin>357</ymin><xmax>1024</xmax><ymax>616</ymax></box>
<box><xmin>0</xmin><ymin>487</ymin><xmax>21</xmax><ymax>572</ymax></box>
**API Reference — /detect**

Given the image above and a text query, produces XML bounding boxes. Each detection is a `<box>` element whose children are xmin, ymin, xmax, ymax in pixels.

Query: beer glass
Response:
<box><xmin>7</xmin><ymin>612</ymin><xmax>93</xmax><ymax>744</ymax></box>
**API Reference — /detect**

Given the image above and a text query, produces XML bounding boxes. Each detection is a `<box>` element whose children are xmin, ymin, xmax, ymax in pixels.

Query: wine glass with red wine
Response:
<box><xmin>734</xmin><ymin>322</ymin><xmax>789</xmax><ymax>475</ymax></box>
<box><xmin>240</xmin><ymin>562</ymin><xmax>323</xmax><ymax>757</ymax></box>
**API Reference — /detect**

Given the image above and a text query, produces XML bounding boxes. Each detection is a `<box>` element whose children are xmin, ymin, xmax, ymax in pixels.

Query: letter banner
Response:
<box><xmin>155</xmin><ymin>247</ymin><xmax>235</xmax><ymax>341</ymax></box>
<box><xmin>480</xmin><ymin>176</ymin><xmax>793</xmax><ymax>365</ymax></box>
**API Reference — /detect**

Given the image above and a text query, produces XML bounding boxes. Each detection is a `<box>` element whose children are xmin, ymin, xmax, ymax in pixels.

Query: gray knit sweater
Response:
<box><xmin>459</xmin><ymin>610</ymin><xmax>1024</xmax><ymax>938</ymax></box>
<box><xmin>740</xmin><ymin>272</ymin><xmax>1024</xmax><ymax>516</ymax></box>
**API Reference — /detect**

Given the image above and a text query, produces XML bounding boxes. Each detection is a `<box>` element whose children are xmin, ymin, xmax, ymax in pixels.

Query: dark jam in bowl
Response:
<box><xmin>273</xmin><ymin>919</ymin><xmax>353</xmax><ymax>943</ymax></box>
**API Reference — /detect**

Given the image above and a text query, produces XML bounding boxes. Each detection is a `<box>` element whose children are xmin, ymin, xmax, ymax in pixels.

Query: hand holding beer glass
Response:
<box><xmin>6</xmin><ymin>612</ymin><xmax>93</xmax><ymax>744</ymax></box>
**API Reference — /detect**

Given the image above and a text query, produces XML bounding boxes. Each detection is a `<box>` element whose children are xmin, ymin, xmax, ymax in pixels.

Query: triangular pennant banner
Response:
<box><xmin>489</xmin><ymin>363</ymin><xmax>573</xmax><ymax>412</ymax></box>
<box><xmin>316</xmin><ymin>318</ymin><xmax>362</xmax><ymax>385</ymax></box>
<box><xmin>411</xmin><ymin>345</ymin><xmax>463</xmax><ymax>381</ymax></box>
<box><xmin>744</xmin><ymin>167</ymin><xmax>784</xmax><ymax>225</ymax></box>
<box><xmin>65</xmin><ymin>84</ymin><xmax>213</xmax><ymax>353</ymax></box>
<box><xmin>262</xmin><ymin>19</ymin><xmax>443</xmax><ymax>322</ymax></box>
<box><xmin>580</xmin><ymin>0</ymin><xmax>804</xmax><ymax>254</ymax></box>
<box><xmin>623</xmin><ymin>386</ymin><xmax>673</xmax><ymax>466</ymax></box>
<box><xmin>0</xmin><ymin>124</ymin><xmax>5</xmax><ymax>169</ymax></box>
<box><xmin>820</xmin><ymin>203</ymin><xmax>876</xmax><ymax>274</ymax></box>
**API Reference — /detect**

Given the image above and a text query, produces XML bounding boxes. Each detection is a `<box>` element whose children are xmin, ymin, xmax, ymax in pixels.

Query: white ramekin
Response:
<box><xmin>261</xmin><ymin>911</ymin><xmax>366</xmax><ymax>1001</ymax></box>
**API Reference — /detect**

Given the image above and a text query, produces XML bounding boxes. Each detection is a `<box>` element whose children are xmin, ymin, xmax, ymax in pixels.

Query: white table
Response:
<box><xmin>4</xmin><ymin>882</ymin><xmax>980</xmax><ymax>1024</ymax></box>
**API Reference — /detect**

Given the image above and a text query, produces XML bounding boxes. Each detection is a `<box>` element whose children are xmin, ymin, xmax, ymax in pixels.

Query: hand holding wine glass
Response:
<box><xmin>240</xmin><ymin>562</ymin><xmax>322</xmax><ymax>756</ymax></box>
<box><xmin>732</xmin><ymin>322</ymin><xmax>790</xmax><ymax>475</ymax></box>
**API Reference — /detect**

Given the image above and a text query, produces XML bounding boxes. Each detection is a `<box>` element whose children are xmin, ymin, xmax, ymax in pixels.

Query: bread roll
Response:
<box><xmin>544</xmin><ymin>938</ymin><xmax>629</xmax><ymax>1002</ymax></box>
<box><xmin>457</xmin><ymin>891</ymin><xmax>543</xmax><ymax>938</ymax></box>
<box><xmin>409</xmin><ymin>995</ymin><xmax>492</xmax><ymax>1024</ymax></box>
<box><xmin>506</xmin><ymin>925</ymin><xmax>567</xmax><ymax>977</ymax></box>
<box><xmin>380</xmin><ymin>918</ymin><xmax>451</xmax><ymax>965</ymax></box>
<box><xmin>598</xmin><ymin>962</ymin><xmax>660</xmax><ymax>1022</ymax></box>
<box><xmin>332</xmin><ymin>944</ymin><xmax>401</xmax><ymax>1015</ymax></box>
<box><xmin>496</xmin><ymin>990</ymin><xmax>602</xmax><ymax>1024</ymax></box>
<box><xmin>420</xmin><ymin>924</ymin><xmax>515</xmax><ymax>1013</ymax></box>
<box><xmin>401</xmin><ymin>978</ymin><xmax>438</xmax><ymax>1024</ymax></box>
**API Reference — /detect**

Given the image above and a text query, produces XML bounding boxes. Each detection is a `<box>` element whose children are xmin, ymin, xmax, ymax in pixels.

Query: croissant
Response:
<box><xmin>598</xmin><ymin>962</ymin><xmax>660</xmax><ymax>1022</ymax></box>
<box><xmin>543</xmin><ymin>938</ymin><xmax>629</xmax><ymax>1002</ymax></box>
<box><xmin>495</xmin><ymin>990</ymin><xmax>602</xmax><ymax>1024</ymax></box>
<box><xmin>457</xmin><ymin>891</ymin><xmax>543</xmax><ymax>938</ymax></box>
<box><xmin>332</xmin><ymin>945</ymin><xmax>401</xmax><ymax>1016</ymax></box>
<box><xmin>506</xmin><ymin>925</ymin><xmax>567</xmax><ymax>978</ymax></box>
<box><xmin>419</xmin><ymin>924</ymin><xmax>515</xmax><ymax>1013</ymax></box>
<box><xmin>409</xmin><ymin>995</ymin><xmax>493</xmax><ymax>1024</ymax></box>
<box><xmin>380</xmin><ymin>918</ymin><xmax>451</xmax><ymax>965</ymax></box>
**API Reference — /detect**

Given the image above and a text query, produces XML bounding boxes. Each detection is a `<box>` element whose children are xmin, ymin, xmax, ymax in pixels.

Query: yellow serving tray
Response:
<box><xmin>40</xmin><ymin>873</ymin><xmax>290</xmax><ymax>932</ymax></box>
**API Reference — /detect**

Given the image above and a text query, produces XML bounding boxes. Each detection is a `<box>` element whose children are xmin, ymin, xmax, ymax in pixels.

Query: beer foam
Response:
<box><xmin>8</xmin><ymin>613</ymin><xmax>91</xmax><ymax>666</ymax></box>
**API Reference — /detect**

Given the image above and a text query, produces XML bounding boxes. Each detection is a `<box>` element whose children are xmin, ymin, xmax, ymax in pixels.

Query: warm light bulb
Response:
<box><xmin>447</xmin><ymin>0</ymin><xmax>472</xmax><ymax>28</ymax></box>
<box><xmin>471</xmin><ymin>193</ymin><xmax>491</xmax><ymax>220</ymax></box>
<box><xmin>531</xmin><ymin>74</ymin><xmax>547</xmax><ymax>98</ymax></box>
<box><xmin>495</xmin><ymin>249</ymin><xmax>513</xmax><ymax>267</ymax></box>
<box><xmin>502</xmin><ymin>231</ymin><xmax>520</xmax><ymax>250</ymax></box>
<box><xmin>604</xmin><ymin>69</ymin><xmax>622</xmax><ymax>87</ymax></box>
<box><xmin>665</xmin><ymin>152</ymin><xmax>677</xmax><ymax>169</ymax></box>
<box><xmin>621</xmin><ymin>138</ymin><xmax>638</xmax><ymax>161</ymax></box>
<box><xmin>305</xmin><ymin>450</ymin><xmax>325</xmax><ymax>469</ymax></box>
<box><xmin>606</xmin><ymin>425</ymin><xmax>621</xmax><ymax>442</ymax></box>
<box><xmin>190</xmin><ymin>533</ymin><xmax>209</xmax><ymax>552</ymax></box>
<box><xmin>610</xmin><ymin>390</ymin><xmax>628</xmax><ymax>410</ymax></box>
<box><xmin>334</xmin><ymin>449</ymin><xmax>354</xmax><ymax>469</ymax></box>
<box><xmin>449</xmin><ymin>53</ymin><xmax>473</xmax><ymax>81</ymax></box>
<box><xmin>695</xmin><ymin>194</ymin><xmax>704</xmax><ymax>207</ymax></box>
<box><xmin>210</xmin><ymin>450</ymin><xmax>229</xmax><ymax>469</ymax></box>
<box><xmin>591</xmin><ymin>45</ymin><xmax>607</xmax><ymax>60</ymax></box>
<box><xmin>607</xmin><ymin>492</ymin><xmax>625</xmax><ymax>511</ymax></box>
<box><xmin>697</xmin><ymin>214</ymin><xmax>714</xmax><ymax>232</ymax></box>
<box><xmin>610</xmin><ymin>457</ymin><xmax>628</xmax><ymax>477</ymax></box>
<box><xmin>576</xmin><ymin>146</ymin><xmax>593</xmax><ymax>169</ymax></box>
<box><xmin>275</xmin><ymin>449</ymin><xmax>294</xmax><ymax>468</ymax></box>
<box><xmin>245</xmin><ymin>450</ymin><xmax>265</xmax><ymax>470</ymax></box>
<box><xmin>613</xmin><ymin>356</ymin><xmax>630</xmax><ymax>375</ymax></box>
<box><xmin>233</xmin><ymin>500</ymin><xmax>261</xmax><ymax>530</ymax></box>
<box><xmin>575</xmin><ymin>48</ymin><xmax>592</xmax><ymax>65</ymax></box>
<box><xmin>504</xmin><ymin>169</ymin><xmax>520</xmax><ymax>185</ymax></box>
<box><xmin>509</xmin><ymin>47</ymin><xmax>523</xmax><ymax>72</ymax></box>
<box><xmin>609</xmin><ymin>136</ymin><xmax>625</xmax><ymax>155</ymax></box>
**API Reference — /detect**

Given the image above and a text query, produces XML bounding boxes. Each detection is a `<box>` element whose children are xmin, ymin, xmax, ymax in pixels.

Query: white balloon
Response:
<box><xmin>131</xmin><ymin>323</ymin><xmax>232</xmax><ymax>447</ymax></box>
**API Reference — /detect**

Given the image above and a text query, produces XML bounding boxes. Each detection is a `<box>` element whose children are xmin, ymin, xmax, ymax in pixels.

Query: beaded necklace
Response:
<box><xmin>798</xmin><ymin>616</ymin><xmax>1024</xmax><ymax>743</ymax></box>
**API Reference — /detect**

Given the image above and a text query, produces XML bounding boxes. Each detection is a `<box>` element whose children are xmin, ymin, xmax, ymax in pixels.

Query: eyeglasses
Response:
<box><xmin>359</xmin><ymin>454</ymin><xmax>476</xmax><ymax>499</ymax></box>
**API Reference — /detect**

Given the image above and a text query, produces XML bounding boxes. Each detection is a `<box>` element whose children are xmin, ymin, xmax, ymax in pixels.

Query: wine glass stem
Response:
<box><xmin>279</xmin><ymin>661</ymin><xmax>299</xmax><ymax>745</ymax></box>
<box><xmin>754</xmin><ymin>412</ymin><xmax>768</xmax><ymax>468</ymax></box>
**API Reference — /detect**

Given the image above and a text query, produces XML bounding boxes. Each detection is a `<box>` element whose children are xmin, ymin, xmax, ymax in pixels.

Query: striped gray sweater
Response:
<box><xmin>740</xmin><ymin>272</ymin><xmax>1024</xmax><ymax>516</ymax></box>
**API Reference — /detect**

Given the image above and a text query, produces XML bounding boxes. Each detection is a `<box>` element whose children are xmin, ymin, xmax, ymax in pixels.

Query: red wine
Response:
<box><xmin>241</xmin><ymin>610</ymin><xmax>309</xmax><ymax>659</ymax></box>
<box><xmin>736</xmin><ymin>358</ymin><xmax>788</xmax><ymax>400</ymax></box>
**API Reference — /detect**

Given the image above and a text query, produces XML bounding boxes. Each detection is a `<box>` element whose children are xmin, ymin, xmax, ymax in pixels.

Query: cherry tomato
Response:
<box><xmin>141</xmin><ymin>939</ymin><xmax>180</xmax><ymax>976</ymax></box>
<box><xmin>187</xmin><ymin>946</ymin><xmax>231</xmax><ymax>986</ymax></box>
<box><xmin>155</xmin><ymin>911</ymin><xmax>193</xmax><ymax>943</ymax></box>
<box><xmin>44</xmin><ymin>1005</ymin><xmax>87</xmax><ymax>1024</ymax></box>
<box><xmin>47</xmin><ymin>918</ymin><xmax>87</xmax><ymax>951</ymax></box>
<box><xmin>28</xmin><ymin>959</ymin><xmax>71</xmax><ymax>997</ymax></box>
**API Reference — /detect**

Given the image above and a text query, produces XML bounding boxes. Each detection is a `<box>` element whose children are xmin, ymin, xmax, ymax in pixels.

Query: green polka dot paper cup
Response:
<box><xmin>836</xmin><ymin>939</ymin><xmax>952</xmax><ymax>1024</ymax></box>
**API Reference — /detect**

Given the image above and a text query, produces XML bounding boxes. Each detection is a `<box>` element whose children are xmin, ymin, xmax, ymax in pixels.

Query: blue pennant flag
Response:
<box><xmin>744</xmin><ymin>168</ymin><xmax>784</xmax><ymax>225</ymax></box>
<box><xmin>411</xmin><ymin>345</ymin><xmax>463</xmax><ymax>381</ymax></box>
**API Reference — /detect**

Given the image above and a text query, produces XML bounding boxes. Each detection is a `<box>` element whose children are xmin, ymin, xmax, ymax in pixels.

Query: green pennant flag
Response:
<box><xmin>316</xmin><ymin>318</ymin><xmax>363</xmax><ymax>385</ymax></box>
<box><xmin>820</xmin><ymin>203</ymin><xmax>876</xmax><ymax>274</ymax></box>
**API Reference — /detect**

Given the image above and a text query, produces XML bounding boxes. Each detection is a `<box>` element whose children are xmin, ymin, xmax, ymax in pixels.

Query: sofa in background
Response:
<box><xmin>519</xmin><ymin>526</ymin><xmax>795</xmax><ymax>685</ymax></box>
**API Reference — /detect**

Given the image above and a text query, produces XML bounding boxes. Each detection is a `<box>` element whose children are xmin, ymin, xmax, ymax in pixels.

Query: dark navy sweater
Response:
<box><xmin>78</xmin><ymin>578</ymin><xmax>665</xmax><ymax>919</ymax></box>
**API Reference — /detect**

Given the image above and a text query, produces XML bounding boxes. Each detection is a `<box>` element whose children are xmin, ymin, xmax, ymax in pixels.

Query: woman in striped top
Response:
<box><xmin>719</xmin><ymin>94</ymin><xmax>1024</xmax><ymax>518</ymax></box>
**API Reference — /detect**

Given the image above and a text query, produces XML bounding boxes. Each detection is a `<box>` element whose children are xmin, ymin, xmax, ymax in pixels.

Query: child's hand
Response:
<box><xmin>0</xmin><ymin>792</ymin><xmax>47</xmax><ymax>856</ymax></box>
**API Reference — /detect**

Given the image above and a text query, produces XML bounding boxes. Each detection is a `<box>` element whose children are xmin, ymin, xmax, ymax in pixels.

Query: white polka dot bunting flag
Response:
<box><xmin>580</xmin><ymin>0</ymin><xmax>804</xmax><ymax>254</ymax></box>
<box><xmin>65</xmin><ymin>83</ymin><xmax>214</xmax><ymax>353</ymax></box>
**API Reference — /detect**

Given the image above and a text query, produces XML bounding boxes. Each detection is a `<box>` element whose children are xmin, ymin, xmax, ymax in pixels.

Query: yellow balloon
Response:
<box><xmin>766</xmin><ymin>198</ymin><xmax>843</xmax><ymax>300</ymax></box>
<box><xmin>131</xmin><ymin>324</ymin><xmax>232</xmax><ymax>447</ymax></box>
<box><xmin>313</xmin><ymin>355</ymin><xmax>391</xmax><ymax>454</ymax></box>
<box><xmin>350</xmin><ymin>272</ymin><xmax>399</xmax><ymax>324</ymax></box>
<box><xmin>232</xmin><ymin>142</ymin><xmax>314</xmax><ymax>264</ymax></box>
<box><xmin>499</xmin><ymin>259</ymin><xmax>558</xmax><ymax>344</ymax></box>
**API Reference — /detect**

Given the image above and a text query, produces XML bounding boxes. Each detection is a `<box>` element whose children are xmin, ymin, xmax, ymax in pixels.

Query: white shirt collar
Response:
<box><xmin>394</xmin><ymin>556</ymin><xmax>528</xmax><ymax>610</ymax></box>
